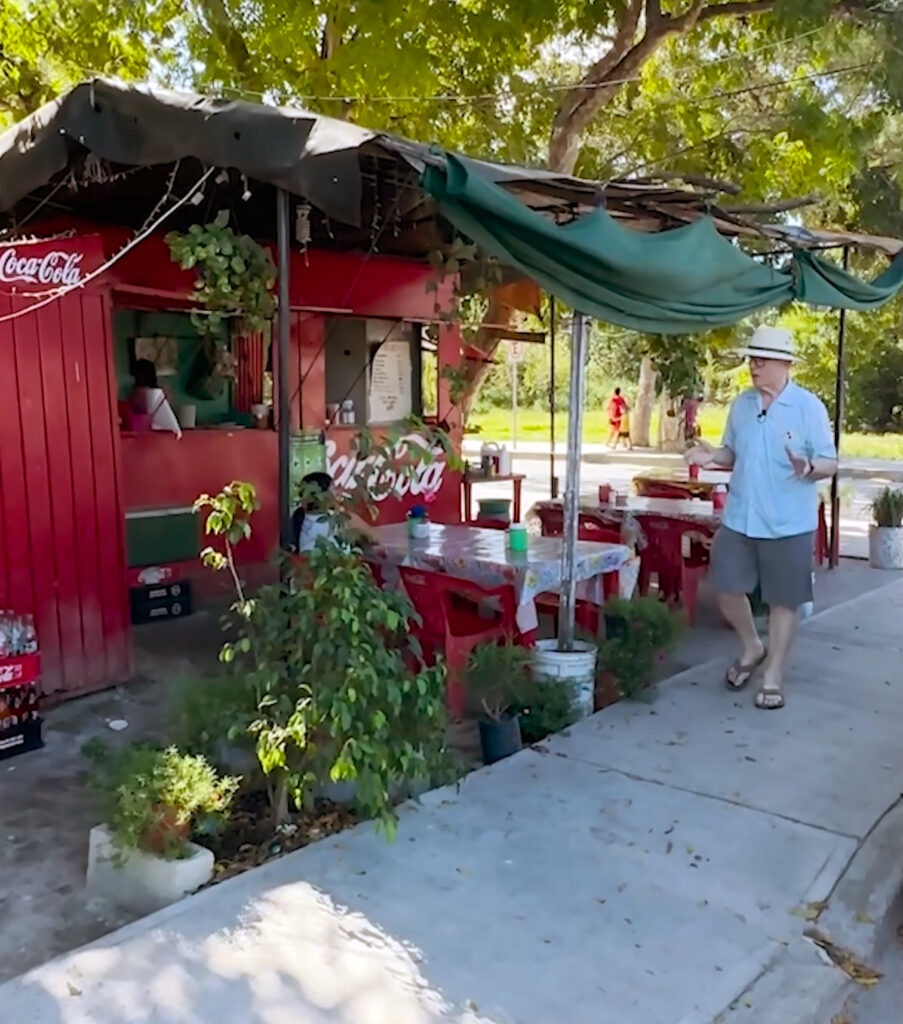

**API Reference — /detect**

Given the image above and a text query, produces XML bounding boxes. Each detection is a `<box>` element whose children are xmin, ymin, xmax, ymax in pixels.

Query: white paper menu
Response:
<box><xmin>368</xmin><ymin>339</ymin><xmax>412</xmax><ymax>422</ymax></box>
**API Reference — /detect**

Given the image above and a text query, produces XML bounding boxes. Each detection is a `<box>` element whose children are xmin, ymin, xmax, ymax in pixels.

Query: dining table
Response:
<box><xmin>631</xmin><ymin>466</ymin><xmax>729</xmax><ymax>500</ymax></box>
<box><xmin>365</xmin><ymin>522</ymin><xmax>632</xmax><ymax>633</ymax></box>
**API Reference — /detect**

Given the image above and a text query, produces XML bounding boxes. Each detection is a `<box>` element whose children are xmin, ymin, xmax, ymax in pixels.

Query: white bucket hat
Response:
<box><xmin>735</xmin><ymin>325</ymin><xmax>796</xmax><ymax>363</ymax></box>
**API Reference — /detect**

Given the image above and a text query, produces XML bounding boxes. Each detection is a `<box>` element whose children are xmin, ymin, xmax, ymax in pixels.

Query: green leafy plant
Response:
<box><xmin>514</xmin><ymin>679</ymin><xmax>580</xmax><ymax>745</ymax></box>
<box><xmin>193</xmin><ymin>481</ymin><xmax>260</xmax><ymax>601</ymax></box>
<box><xmin>597</xmin><ymin>597</ymin><xmax>684</xmax><ymax>699</ymax></box>
<box><xmin>166</xmin><ymin>211</ymin><xmax>277</xmax><ymax>340</ymax></box>
<box><xmin>871</xmin><ymin>486</ymin><xmax>903</xmax><ymax>528</ymax></box>
<box><xmin>466</xmin><ymin>640</ymin><xmax>533</xmax><ymax>722</ymax></box>
<box><xmin>220</xmin><ymin>543</ymin><xmax>450</xmax><ymax>835</ymax></box>
<box><xmin>82</xmin><ymin>741</ymin><xmax>239</xmax><ymax>860</ymax></box>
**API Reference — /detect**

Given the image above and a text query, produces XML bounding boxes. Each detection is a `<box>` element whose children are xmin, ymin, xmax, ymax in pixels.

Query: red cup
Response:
<box><xmin>712</xmin><ymin>485</ymin><xmax>727</xmax><ymax>512</ymax></box>
<box><xmin>688</xmin><ymin>464</ymin><xmax>700</xmax><ymax>481</ymax></box>
<box><xmin>598</xmin><ymin>484</ymin><xmax>612</xmax><ymax>504</ymax></box>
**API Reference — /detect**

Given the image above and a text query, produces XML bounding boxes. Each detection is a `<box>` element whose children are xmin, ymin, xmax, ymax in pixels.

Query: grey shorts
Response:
<box><xmin>709</xmin><ymin>526</ymin><xmax>814</xmax><ymax>609</ymax></box>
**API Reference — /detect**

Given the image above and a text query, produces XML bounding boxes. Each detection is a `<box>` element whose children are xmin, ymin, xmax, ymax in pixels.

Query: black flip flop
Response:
<box><xmin>725</xmin><ymin>649</ymin><xmax>767</xmax><ymax>691</ymax></box>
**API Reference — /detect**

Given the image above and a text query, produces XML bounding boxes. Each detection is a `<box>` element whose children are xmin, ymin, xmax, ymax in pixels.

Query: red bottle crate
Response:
<box><xmin>0</xmin><ymin>653</ymin><xmax>40</xmax><ymax>689</ymax></box>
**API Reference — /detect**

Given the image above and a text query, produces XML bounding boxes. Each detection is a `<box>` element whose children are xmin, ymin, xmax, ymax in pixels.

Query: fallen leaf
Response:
<box><xmin>790</xmin><ymin>901</ymin><xmax>828</xmax><ymax>922</ymax></box>
<box><xmin>67</xmin><ymin>983</ymin><xmax>82</xmax><ymax>997</ymax></box>
<box><xmin>742</xmin><ymin>996</ymin><xmax>753</xmax><ymax>1008</ymax></box>
<box><xmin>686</xmin><ymin>843</ymin><xmax>694</xmax><ymax>855</ymax></box>
<box><xmin>697</xmin><ymin>899</ymin><xmax>709</xmax><ymax>908</ymax></box>
<box><xmin>806</xmin><ymin>928</ymin><xmax>884</xmax><ymax>987</ymax></box>
<box><xmin>856</xmin><ymin>912</ymin><xmax>874</xmax><ymax>925</ymax></box>
<box><xmin>666</xmin><ymin>841</ymin><xmax>673</xmax><ymax>855</ymax></box>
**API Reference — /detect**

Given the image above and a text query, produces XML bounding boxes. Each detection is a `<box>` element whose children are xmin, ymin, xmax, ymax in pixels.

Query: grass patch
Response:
<box><xmin>468</xmin><ymin>405</ymin><xmax>903</xmax><ymax>461</ymax></box>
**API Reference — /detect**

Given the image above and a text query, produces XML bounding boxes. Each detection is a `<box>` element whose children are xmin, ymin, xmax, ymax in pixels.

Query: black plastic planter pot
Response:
<box><xmin>479</xmin><ymin>713</ymin><xmax>522</xmax><ymax>765</ymax></box>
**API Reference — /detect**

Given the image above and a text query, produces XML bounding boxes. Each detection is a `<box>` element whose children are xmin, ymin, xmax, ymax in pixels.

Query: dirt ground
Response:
<box><xmin>0</xmin><ymin>560</ymin><xmax>897</xmax><ymax>984</ymax></box>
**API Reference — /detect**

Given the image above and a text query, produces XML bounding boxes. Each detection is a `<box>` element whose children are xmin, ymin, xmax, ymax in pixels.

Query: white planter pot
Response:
<box><xmin>868</xmin><ymin>526</ymin><xmax>903</xmax><ymax>570</ymax></box>
<box><xmin>532</xmin><ymin>639</ymin><xmax>598</xmax><ymax>718</ymax></box>
<box><xmin>86</xmin><ymin>824</ymin><xmax>214</xmax><ymax>915</ymax></box>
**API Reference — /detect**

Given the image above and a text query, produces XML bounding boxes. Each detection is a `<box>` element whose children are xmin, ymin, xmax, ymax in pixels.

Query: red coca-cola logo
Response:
<box><xmin>0</xmin><ymin>247</ymin><xmax>84</xmax><ymax>287</ymax></box>
<box><xmin>327</xmin><ymin>433</ymin><xmax>447</xmax><ymax>502</ymax></box>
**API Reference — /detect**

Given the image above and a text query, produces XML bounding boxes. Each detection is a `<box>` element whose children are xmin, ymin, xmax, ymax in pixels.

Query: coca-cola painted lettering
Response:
<box><xmin>0</xmin><ymin>248</ymin><xmax>84</xmax><ymax>288</ymax></box>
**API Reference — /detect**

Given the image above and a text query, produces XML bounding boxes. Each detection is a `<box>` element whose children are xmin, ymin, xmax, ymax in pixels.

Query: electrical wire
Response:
<box><xmin>0</xmin><ymin>165</ymin><xmax>216</xmax><ymax>324</ymax></box>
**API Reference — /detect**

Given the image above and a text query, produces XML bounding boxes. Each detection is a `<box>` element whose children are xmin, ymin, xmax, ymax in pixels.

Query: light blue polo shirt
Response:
<box><xmin>722</xmin><ymin>381</ymin><xmax>836</xmax><ymax>540</ymax></box>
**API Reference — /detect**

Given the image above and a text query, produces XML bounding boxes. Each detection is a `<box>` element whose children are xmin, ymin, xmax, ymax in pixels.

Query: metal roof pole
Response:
<box><xmin>557</xmin><ymin>310</ymin><xmax>588</xmax><ymax>650</ymax></box>
<box><xmin>549</xmin><ymin>295</ymin><xmax>559</xmax><ymax>499</ymax></box>
<box><xmin>829</xmin><ymin>245</ymin><xmax>850</xmax><ymax>569</ymax></box>
<box><xmin>276</xmin><ymin>187</ymin><xmax>293</xmax><ymax>550</ymax></box>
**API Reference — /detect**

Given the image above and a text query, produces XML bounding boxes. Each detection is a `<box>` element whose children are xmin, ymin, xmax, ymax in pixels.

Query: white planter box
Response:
<box><xmin>869</xmin><ymin>526</ymin><xmax>903</xmax><ymax>570</ymax></box>
<box><xmin>86</xmin><ymin>824</ymin><xmax>214</xmax><ymax>915</ymax></box>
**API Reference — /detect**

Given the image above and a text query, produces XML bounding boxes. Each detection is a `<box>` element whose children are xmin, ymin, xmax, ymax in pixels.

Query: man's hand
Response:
<box><xmin>684</xmin><ymin>440</ymin><xmax>715</xmax><ymax>468</ymax></box>
<box><xmin>786</xmin><ymin>446</ymin><xmax>812</xmax><ymax>479</ymax></box>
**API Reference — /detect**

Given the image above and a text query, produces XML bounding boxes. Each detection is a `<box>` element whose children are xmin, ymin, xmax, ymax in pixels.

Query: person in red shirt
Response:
<box><xmin>606</xmin><ymin>388</ymin><xmax>628</xmax><ymax>448</ymax></box>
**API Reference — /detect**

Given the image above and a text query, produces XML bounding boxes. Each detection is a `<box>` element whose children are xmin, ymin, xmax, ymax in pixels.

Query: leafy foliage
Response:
<box><xmin>466</xmin><ymin>640</ymin><xmax>534</xmax><ymax>721</ymax></box>
<box><xmin>193</xmin><ymin>481</ymin><xmax>260</xmax><ymax>601</ymax></box>
<box><xmin>221</xmin><ymin>543</ymin><xmax>450</xmax><ymax>836</ymax></box>
<box><xmin>871</xmin><ymin>486</ymin><xmax>903</xmax><ymax>528</ymax></box>
<box><xmin>166</xmin><ymin>211</ymin><xmax>277</xmax><ymax>341</ymax></box>
<box><xmin>597</xmin><ymin>597</ymin><xmax>684</xmax><ymax>698</ymax></box>
<box><xmin>514</xmin><ymin>678</ymin><xmax>580</xmax><ymax>744</ymax></box>
<box><xmin>82</xmin><ymin>740</ymin><xmax>239</xmax><ymax>859</ymax></box>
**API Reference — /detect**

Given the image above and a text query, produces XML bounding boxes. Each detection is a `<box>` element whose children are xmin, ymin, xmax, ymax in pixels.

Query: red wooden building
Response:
<box><xmin>0</xmin><ymin>224</ymin><xmax>464</xmax><ymax>700</ymax></box>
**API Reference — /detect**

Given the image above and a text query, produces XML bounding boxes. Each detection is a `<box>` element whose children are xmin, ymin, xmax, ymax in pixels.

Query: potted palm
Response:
<box><xmin>467</xmin><ymin>641</ymin><xmax>533</xmax><ymax>764</ymax></box>
<box><xmin>869</xmin><ymin>486</ymin><xmax>903</xmax><ymax>569</ymax></box>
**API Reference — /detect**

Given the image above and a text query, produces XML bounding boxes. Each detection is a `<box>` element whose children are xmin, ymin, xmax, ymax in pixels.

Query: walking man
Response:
<box><xmin>685</xmin><ymin>327</ymin><xmax>837</xmax><ymax>709</ymax></box>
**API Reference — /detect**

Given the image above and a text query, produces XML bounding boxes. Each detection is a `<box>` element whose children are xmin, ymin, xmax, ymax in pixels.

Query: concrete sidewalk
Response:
<box><xmin>4</xmin><ymin>583</ymin><xmax>903</xmax><ymax>1024</ymax></box>
<box><xmin>462</xmin><ymin>439</ymin><xmax>903</xmax><ymax>480</ymax></box>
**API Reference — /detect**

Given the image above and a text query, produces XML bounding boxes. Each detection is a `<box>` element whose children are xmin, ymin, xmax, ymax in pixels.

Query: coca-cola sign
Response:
<box><xmin>327</xmin><ymin>433</ymin><xmax>447</xmax><ymax>503</ymax></box>
<box><xmin>0</xmin><ymin>247</ymin><xmax>84</xmax><ymax>288</ymax></box>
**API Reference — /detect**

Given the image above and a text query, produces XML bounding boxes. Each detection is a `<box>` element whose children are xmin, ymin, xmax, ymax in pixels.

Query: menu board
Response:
<box><xmin>368</xmin><ymin>339</ymin><xmax>412</xmax><ymax>422</ymax></box>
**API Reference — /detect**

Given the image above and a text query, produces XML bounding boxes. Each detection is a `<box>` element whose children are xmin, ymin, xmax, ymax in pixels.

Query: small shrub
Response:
<box><xmin>871</xmin><ymin>486</ymin><xmax>903</xmax><ymax>528</ymax></box>
<box><xmin>466</xmin><ymin>641</ymin><xmax>534</xmax><ymax>721</ymax></box>
<box><xmin>597</xmin><ymin>597</ymin><xmax>684</xmax><ymax>698</ymax></box>
<box><xmin>83</xmin><ymin>741</ymin><xmax>239</xmax><ymax>860</ymax></box>
<box><xmin>514</xmin><ymin>678</ymin><xmax>579</xmax><ymax>744</ymax></box>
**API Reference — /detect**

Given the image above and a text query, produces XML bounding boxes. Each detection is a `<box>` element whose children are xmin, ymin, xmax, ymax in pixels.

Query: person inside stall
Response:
<box><xmin>292</xmin><ymin>472</ymin><xmax>375</xmax><ymax>552</ymax></box>
<box><xmin>128</xmin><ymin>358</ymin><xmax>182</xmax><ymax>437</ymax></box>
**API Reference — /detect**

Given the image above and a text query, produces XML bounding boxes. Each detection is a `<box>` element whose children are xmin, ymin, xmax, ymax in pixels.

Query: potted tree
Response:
<box><xmin>467</xmin><ymin>641</ymin><xmax>533</xmax><ymax>764</ymax></box>
<box><xmin>84</xmin><ymin>741</ymin><xmax>239</xmax><ymax>913</ymax></box>
<box><xmin>869</xmin><ymin>486</ymin><xmax>903</xmax><ymax>569</ymax></box>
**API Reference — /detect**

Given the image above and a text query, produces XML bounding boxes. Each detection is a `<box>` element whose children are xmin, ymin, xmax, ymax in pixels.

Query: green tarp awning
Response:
<box><xmin>423</xmin><ymin>154</ymin><xmax>903</xmax><ymax>333</ymax></box>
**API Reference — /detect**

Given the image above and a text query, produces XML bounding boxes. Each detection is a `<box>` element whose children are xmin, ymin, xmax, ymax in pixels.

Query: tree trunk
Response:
<box><xmin>632</xmin><ymin>356</ymin><xmax>656</xmax><ymax>448</ymax></box>
<box><xmin>659</xmin><ymin>391</ymin><xmax>682</xmax><ymax>452</ymax></box>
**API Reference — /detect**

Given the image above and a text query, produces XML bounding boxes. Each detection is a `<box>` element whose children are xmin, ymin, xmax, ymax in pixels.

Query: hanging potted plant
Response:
<box><xmin>467</xmin><ymin>641</ymin><xmax>533</xmax><ymax>764</ymax></box>
<box><xmin>869</xmin><ymin>486</ymin><xmax>903</xmax><ymax>569</ymax></box>
<box><xmin>166</xmin><ymin>211</ymin><xmax>277</xmax><ymax>400</ymax></box>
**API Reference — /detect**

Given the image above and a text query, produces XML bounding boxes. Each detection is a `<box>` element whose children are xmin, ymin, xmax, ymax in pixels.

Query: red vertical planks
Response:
<box><xmin>11</xmin><ymin>296</ymin><xmax>63</xmax><ymax>693</ymax></box>
<box><xmin>83</xmin><ymin>292</ymin><xmax>130</xmax><ymax>684</ymax></box>
<box><xmin>36</xmin><ymin>300</ymin><xmax>85</xmax><ymax>693</ymax></box>
<box><xmin>62</xmin><ymin>294</ymin><xmax>106</xmax><ymax>685</ymax></box>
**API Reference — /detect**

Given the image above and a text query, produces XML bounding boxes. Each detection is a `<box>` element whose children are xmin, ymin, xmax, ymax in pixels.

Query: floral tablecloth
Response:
<box><xmin>367</xmin><ymin>523</ymin><xmax>632</xmax><ymax>631</ymax></box>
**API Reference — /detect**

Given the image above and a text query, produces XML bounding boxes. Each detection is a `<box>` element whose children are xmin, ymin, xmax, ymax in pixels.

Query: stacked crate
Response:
<box><xmin>0</xmin><ymin>613</ymin><xmax>43</xmax><ymax>761</ymax></box>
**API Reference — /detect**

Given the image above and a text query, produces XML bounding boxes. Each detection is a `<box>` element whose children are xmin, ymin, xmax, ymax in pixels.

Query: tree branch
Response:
<box><xmin>197</xmin><ymin>0</ymin><xmax>263</xmax><ymax>92</ymax></box>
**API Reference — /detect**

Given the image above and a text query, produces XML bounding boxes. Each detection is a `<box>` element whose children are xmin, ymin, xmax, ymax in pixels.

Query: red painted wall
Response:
<box><xmin>0</xmin><ymin>237</ymin><xmax>130</xmax><ymax>697</ymax></box>
<box><xmin>1</xmin><ymin>227</ymin><xmax>464</xmax><ymax>699</ymax></box>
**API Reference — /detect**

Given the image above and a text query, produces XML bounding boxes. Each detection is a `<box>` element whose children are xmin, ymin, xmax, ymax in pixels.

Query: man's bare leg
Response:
<box><xmin>756</xmin><ymin>604</ymin><xmax>797</xmax><ymax>708</ymax></box>
<box><xmin>718</xmin><ymin>591</ymin><xmax>765</xmax><ymax>685</ymax></box>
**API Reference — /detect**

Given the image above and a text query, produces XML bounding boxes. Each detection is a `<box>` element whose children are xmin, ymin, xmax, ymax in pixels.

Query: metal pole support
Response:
<box><xmin>276</xmin><ymin>188</ymin><xmax>292</xmax><ymax>550</ymax></box>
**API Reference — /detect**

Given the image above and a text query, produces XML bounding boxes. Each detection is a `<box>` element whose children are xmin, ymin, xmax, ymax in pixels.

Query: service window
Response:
<box><xmin>325</xmin><ymin>317</ymin><xmax>422</xmax><ymax>425</ymax></box>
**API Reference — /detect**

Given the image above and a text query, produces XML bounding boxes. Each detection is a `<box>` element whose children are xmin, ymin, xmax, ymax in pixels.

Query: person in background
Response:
<box><xmin>129</xmin><ymin>358</ymin><xmax>181</xmax><ymax>436</ymax></box>
<box><xmin>684</xmin><ymin>326</ymin><xmax>837</xmax><ymax>710</ymax></box>
<box><xmin>606</xmin><ymin>388</ymin><xmax>628</xmax><ymax>448</ymax></box>
<box><xmin>292</xmin><ymin>472</ymin><xmax>375</xmax><ymax>553</ymax></box>
<box><xmin>617</xmin><ymin>405</ymin><xmax>633</xmax><ymax>450</ymax></box>
<box><xmin>682</xmin><ymin>394</ymin><xmax>702</xmax><ymax>443</ymax></box>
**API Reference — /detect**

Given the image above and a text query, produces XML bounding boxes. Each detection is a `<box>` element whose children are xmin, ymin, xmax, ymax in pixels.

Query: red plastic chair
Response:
<box><xmin>399</xmin><ymin>567</ymin><xmax>521</xmax><ymax>718</ymax></box>
<box><xmin>535</xmin><ymin>519</ymin><xmax>624</xmax><ymax>636</ymax></box>
<box><xmin>468</xmin><ymin>518</ymin><xmax>509</xmax><ymax>530</ymax></box>
<box><xmin>535</xmin><ymin>505</ymin><xmax>564</xmax><ymax>537</ymax></box>
<box><xmin>636</xmin><ymin>514</ymin><xmax>714</xmax><ymax>623</ymax></box>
